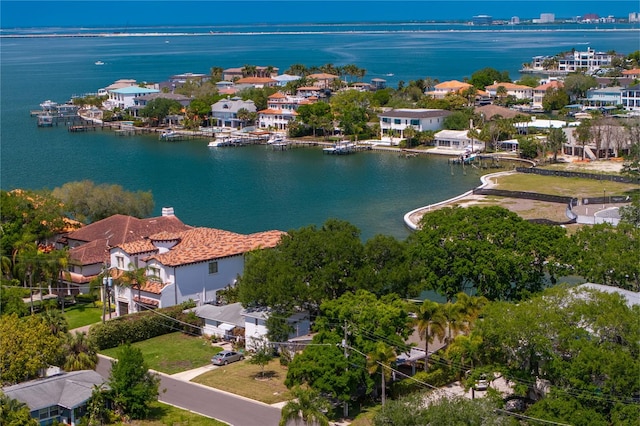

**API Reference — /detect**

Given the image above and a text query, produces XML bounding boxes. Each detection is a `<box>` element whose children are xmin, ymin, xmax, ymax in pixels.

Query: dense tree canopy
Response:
<box><xmin>238</xmin><ymin>219</ymin><xmax>365</xmax><ymax>313</ymax></box>
<box><xmin>469</xmin><ymin>67</ymin><xmax>511</xmax><ymax>90</ymax></box>
<box><xmin>52</xmin><ymin>180</ymin><xmax>154</xmax><ymax>224</ymax></box>
<box><xmin>407</xmin><ymin>206</ymin><xmax>567</xmax><ymax>301</ymax></box>
<box><xmin>477</xmin><ymin>286</ymin><xmax>640</xmax><ymax>425</ymax></box>
<box><xmin>139</xmin><ymin>97</ymin><xmax>183</xmax><ymax>126</ymax></box>
<box><xmin>0</xmin><ymin>314</ymin><xmax>62</xmax><ymax>385</ymax></box>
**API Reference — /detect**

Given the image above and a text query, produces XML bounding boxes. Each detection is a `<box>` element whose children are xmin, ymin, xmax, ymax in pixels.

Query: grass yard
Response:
<box><xmin>63</xmin><ymin>302</ymin><xmax>104</xmax><ymax>330</ymax></box>
<box><xmin>193</xmin><ymin>358</ymin><xmax>292</xmax><ymax>405</ymax></box>
<box><xmin>100</xmin><ymin>332</ymin><xmax>223</xmax><ymax>374</ymax></box>
<box><xmin>121</xmin><ymin>400</ymin><xmax>227</xmax><ymax>426</ymax></box>
<box><xmin>491</xmin><ymin>173</ymin><xmax>638</xmax><ymax>198</ymax></box>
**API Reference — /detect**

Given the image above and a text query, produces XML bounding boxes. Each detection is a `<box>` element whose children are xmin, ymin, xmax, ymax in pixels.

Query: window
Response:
<box><xmin>209</xmin><ymin>261</ymin><xmax>218</xmax><ymax>274</ymax></box>
<box><xmin>149</xmin><ymin>267</ymin><xmax>160</xmax><ymax>280</ymax></box>
<box><xmin>410</xmin><ymin>119</ymin><xmax>420</xmax><ymax>126</ymax></box>
<box><xmin>394</xmin><ymin>119</ymin><xmax>401</xmax><ymax>125</ymax></box>
<box><xmin>116</xmin><ymin>256</ymin><xmax>124</xmax><ymax>269</ymax></box>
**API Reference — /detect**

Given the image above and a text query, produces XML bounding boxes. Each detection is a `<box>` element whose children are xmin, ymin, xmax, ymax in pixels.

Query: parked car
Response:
<box><xmin>474</xmin><ymin>374</ymin><xmax>489</xmax><ymax>391</ymax></box>
<box><xmin>211</xmin><ymin>350</ymin><xmax>244</xmax><ymax>366</ymax></box>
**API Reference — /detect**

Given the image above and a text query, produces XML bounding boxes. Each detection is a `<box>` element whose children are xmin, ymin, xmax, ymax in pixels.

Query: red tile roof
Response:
<box><xmin>67</xmin><ymin>214</ymin><xmax>191</xmax><ymax>266</ymax></box>
<box><xmin>148</xmin><ymin>228</ymin><xmax>285</xmax><ymax>267</ymax></box>
<box><xmin>535</xmin><ymin>80</ymin><xmax>564</xmax><ymax>91</ymax></box>
<box><xmin>118</xmin><ymin>239</ymin><xmax>158</xmax><ymax>255</ymax></box>
<box><xmin>268</xmin><ymin>92</ymin><xmax>287</xmax><ymax>99</ymax></box>
<box><xmin>235</xmin><ymin>77</ymin><xmax>277</xmax><ymax>84</ymax></box>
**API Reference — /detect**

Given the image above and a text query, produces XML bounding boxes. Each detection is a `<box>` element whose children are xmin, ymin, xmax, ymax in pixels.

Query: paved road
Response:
<box><xmin>97</xmin><ymin>356</ymin><xmax>281</xmax><ymax>426</ymax></box>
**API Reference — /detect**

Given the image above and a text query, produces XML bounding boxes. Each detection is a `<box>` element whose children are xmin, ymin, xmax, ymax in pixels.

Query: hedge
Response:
<box><xmin>89</xmin><ymin>301</ymin><xmax>202</xmax><ymax>350</ymax></box>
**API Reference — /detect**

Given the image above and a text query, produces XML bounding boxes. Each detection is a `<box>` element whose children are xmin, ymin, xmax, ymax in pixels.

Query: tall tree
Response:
<box><xmin>108</xmin><ymin>343</ymin><xmax>159</xmax><ymax>419</ymax></box>
<box><xmin>63</xmin><ymin>331</ymin><xmax>99</xmax><ymax>371</ymax></box>
<box><xmin>415</xmin><ymin>300</ymin><xmax>446</xmax><ymax>371</ymax></box>
<box><xmin>366</xmin><ymin>342</ymin><xmax>397</xmax><ymax>404</ymax></box>
<box><xmin>547</xmin><ymin>128</ymin><xmax>568</xmax><ymax>162</ymax></box>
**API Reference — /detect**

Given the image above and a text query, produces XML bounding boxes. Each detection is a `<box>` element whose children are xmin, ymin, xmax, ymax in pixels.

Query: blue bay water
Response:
<box><xmin>1</xmin><ymin>24</ymin><xmax>638</xmax><ymax>239</ymax></box>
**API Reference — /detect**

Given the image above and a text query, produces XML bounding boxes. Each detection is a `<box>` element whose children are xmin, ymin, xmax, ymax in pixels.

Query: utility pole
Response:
<box><xmin>342</xmin><ymin>320</ymin><xmax>349</xmax><ymax>418</ymax></box>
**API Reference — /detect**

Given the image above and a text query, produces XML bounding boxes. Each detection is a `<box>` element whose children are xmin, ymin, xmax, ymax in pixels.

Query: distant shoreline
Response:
<box><xmin>1</xmin><ymin>27</ymin><xmax>638</xmax><ymax>39</ymax></box>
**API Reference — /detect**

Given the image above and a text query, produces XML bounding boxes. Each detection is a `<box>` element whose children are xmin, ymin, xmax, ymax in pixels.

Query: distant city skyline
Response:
<box><xmin>1</xmin><ymin>1</ymin><xmax>639</xmax><ymax>28</ymax></box>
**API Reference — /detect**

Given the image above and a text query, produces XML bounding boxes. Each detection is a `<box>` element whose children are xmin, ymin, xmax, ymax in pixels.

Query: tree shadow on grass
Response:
<box><xmin>252</xmin><ymin>370</ymin><xmax>278</xmax><ymax>381</ymax></box>
<box><xmin>145</xmin><ymin>402</ymin><xmax>170</xmax><ymax>421</ymax></box>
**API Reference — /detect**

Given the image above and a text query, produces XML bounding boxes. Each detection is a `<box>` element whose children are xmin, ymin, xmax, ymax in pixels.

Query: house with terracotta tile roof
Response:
<box><xmin>258</xmin><ymin>92</ymin><xmax>314</xmax><ymax>130</ymax></box>
<box><xmin>234</xmin><ymin>76</ymin><xmax>278</xmax><ymax>88</ymax></box>
<box><xmin>427</xmin><ymin>80</ymin><xmax>473</xmax><ymax>99</ymax></box>
<box><xmin>485</xmin><ymin>82</ymin><xmax>533</xmax><ymax>100</ymax></box>
<box><xmin>111</xmin><ymin>227</ymin><xmax>284</xmax><ymax>315</ymax></box>
<box><xmin>532</xmin><ymin>80</ymin><xmax>564</xmax><ymax>109</ymax></box>
<box><xmin>307</xmin><ymin>73</ymin><xmax>340</xmax><ymax>89</ymax></box>
<box><xmin>622</xmin><ymin>68</ymin><xmax>640</xmax><ymax>78</ymax></box>
<box><xmin>62</xmin><ymin>208</ymin><xmax>191</xmax><ymax>294</ymax></box>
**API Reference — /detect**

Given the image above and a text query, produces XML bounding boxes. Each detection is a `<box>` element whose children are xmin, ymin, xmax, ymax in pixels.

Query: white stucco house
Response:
<box><xmin>621</xmin><ymin>84</ymin><xmax>640</xmax><ymax>111</ymax></box>
<box><xmin>111</xmin><ymin>226</ymin><xmax>284</xmax><ymax>315</ymax></box>
<box><xmin>258</xmin><ymin>92</ymin><xmax>315</xmax><ymax>131</ymax></box>
<box><xmin>433</xmin><ymin>129</ymin><xmax>479</xmax><ymax>151</ymax></box>
<box><xmin>379</xmin><ymin>108</ymin><xmax>451</xmax><ymax>141</ymax></box>
<box><xmin>104</xmin><ymin>86</ymin><xmax>160</xmax><ymax>110</ymax></box>
<box><xmin>485</xmin><ymin>82</ymin><xmax>533</xmax><ymax>100</ymax></box>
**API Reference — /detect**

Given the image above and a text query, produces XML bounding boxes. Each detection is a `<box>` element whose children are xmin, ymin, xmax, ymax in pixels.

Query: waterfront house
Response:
<box><xmin>475</xmin><ymin>104</ymin><xmax>528</xmax><ymax>121</ymax></box>
<box><xmin>211</xmin><ymin>97</ymin><xmax>257</xmax><ymax>128</ymax></box>
<box><xmin>2</xmin><ymin>370</ymin><xmax>105</xmax><ymax>426</ymax></box>
<box><xmin>61</xmin><ymin>209</ymin><xmax>191</xmax><ymax>294</ymax></box>
<box><xmin>111</xmin><ymin>227</ymin><xmax>284</xmax><ymax>315</ymax></box>
<box><xmin>485</xmin><ymin>82</ymin><xmax>533</xmax><ymax>100</ymax></box>
<box><xmin>258</xmin><ymin>92</ymin><xmax>313</xmax><ymax>131</ymax></box>
<box><xmin>433</xmin><ymin>129</ymin><xmax>477</xmax><ymax>151</ymax></box>
<box><xmin>378</xmin><ymin>109</ymin><xmax>451</xmax><ymax>142</ymax></box>
<box><xmin>307</xmin><ymin>72</ymin><xmax>340</xmax><ymax>89</ymax></box>
<box><xmin>427</xmin><ymin>80</ymin><xmax>473</xmax><ymax>99</ymax></box>
<box><xmin>130</xmin><ymin>92</ymin><xmax>191</xmax><ymax>118</ymax></box>
<box><xmin>104</xmin><ymin>86</ymin><xmax>160</xmax><ymax>110</ymax></box>
<box><xmin>532</xmin><ymin>80</ymin><xmax>564</xmax><ymax>109</ymax></box>
<box><xmin>526</xmin><ymin>48</ymin><xmax>617</xmax><ymax>74</ymax></box>
<box><xmin>621</xmin><ymin>84</ymin><xmax>640</xmax><ymax>111</ymax></box>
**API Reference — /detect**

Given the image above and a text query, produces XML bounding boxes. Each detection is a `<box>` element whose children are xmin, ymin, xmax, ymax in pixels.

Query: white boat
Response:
<box><xmin>208</xmin><ymin>140</ymin><xmax>229</xmax><ymax>147</ymax></box>
<box><xmin>267</xmin><ymin>134</ymin><xmax>286</xmax><ymax>144</ymax></box>
<box><xmin>95</xmin><ymin>61</ymin><xmax>105</xmax><ymax>66</ymax></box>
<box><xmin>160</xmin><ymin>130</ymin><xmax>180</xmax><ymax>140</ymax></box>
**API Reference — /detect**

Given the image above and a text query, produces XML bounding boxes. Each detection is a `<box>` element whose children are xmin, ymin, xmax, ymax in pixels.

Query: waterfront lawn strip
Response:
<box><xmin>100</xmin><ymin>332</ymin><xmax>223</xmax><ymax>374</ymax></box>
<box><xmin>495</xmin><ymin>174</ymin><xmax>638</xmax><ymax>198</ymax></box>
<box><xmin>125</xmin><ymin>400</ymin><xmax>227</xmax><ymax>426</ymax></box>
<box><xmin>63</xmin><ymin>302</ymin><xmax>104</xmax><ymax>330</ymax></box>
<box><xmin>193</xmin><ymin>358</ymin><xmax>292</xmax><ymax>404</ymax></box>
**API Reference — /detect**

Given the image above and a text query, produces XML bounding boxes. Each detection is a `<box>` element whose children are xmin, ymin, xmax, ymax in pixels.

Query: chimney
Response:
<box><xmin>162</xmin><ymin>207</ymin><xmax>175</xmax><ymax>216</ymax></box>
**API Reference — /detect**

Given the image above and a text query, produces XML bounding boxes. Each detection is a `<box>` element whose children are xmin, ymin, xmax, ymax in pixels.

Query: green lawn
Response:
<box><xmin>63</xmin><ymin>302</ymin><xmax>104</xmax><ymax>330</ymax></box>
<box><xmin>494</xmin><ymin>173</ymin><xmax>638</xmax><ymax>198</ymax></box>
<box><xmin>100</xmin><ymin>332</ymin><xmax>223</xmax><ymax>374</ymax></box>
<box><xmin>121</xmin><ymin>400</ymin><xmax>227</xmax><ymax>426</ymax></box>
<box><xmin>193</xmin><ymin>358</ymin><xmax>292</xmax><ymax>405</ymax></box>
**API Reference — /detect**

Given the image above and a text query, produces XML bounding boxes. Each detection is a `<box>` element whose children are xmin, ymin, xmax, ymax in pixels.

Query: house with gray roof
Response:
<box><xmin>379</xmin><ymin>109</ymin><xmax>451</xmax><ymax>143</ymax></box>
<box><xmin>2</xmin><ymin>370</ymin><xmax>105</xmax><ymax>426</ymax></box>
<box><xmin>211</xmin><ymin>97</ymin><xmax>257</xmax><ymax>128</ymax></box>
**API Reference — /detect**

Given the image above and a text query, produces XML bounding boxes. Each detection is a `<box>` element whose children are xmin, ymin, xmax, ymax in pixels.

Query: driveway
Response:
<box><xmin>97</xmin><ymin>355</ymin><xmax>281</xmax><ymax>426</ymax></box>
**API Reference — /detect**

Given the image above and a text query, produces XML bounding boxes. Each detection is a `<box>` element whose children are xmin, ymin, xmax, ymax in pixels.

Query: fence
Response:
<box><xmin>515</xmin><ymin>167</ymin><xmax>638</xmax><ymax>184</ymax></box>
<box><xmin>472</xmin><ymin>188</ymin><xmax>578</xmax><ymax>206</ymax></box>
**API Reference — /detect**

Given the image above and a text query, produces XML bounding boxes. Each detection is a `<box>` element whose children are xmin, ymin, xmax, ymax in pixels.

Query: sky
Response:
<box><xmin>1</xmin><ymin>0</ymin><xmax>638</xmax><ymax>28</ymax></box>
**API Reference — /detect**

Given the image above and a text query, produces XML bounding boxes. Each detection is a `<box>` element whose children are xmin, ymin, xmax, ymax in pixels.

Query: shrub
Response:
<box><xmin>89</xmin><ymin>301</ymin><xmax>201</xmax><ymax>350</ymax></box>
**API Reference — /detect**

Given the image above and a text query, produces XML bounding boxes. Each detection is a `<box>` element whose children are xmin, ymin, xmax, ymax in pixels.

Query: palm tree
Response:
<box><xmin>279</xmin><ymin>387</ymin><xmax>331</xmax><ymax>426</ymax></box>
<box><xmin>416</xmin><ymin>300</ymin><xmax>446</xmax><ymax>371</ymax></box>
<box><xmin>63</xmin><ymin>331</ymin><xmax>99</xmax><ymax>371</ymax></box>
<box><xmin>446</xmin><ymin>331</ymin><xmax>483</xmax><ymax>378</ymax></box>
<box><xmin>366</xmin><ymin>342</ymin><xmax>396</xmax><ymax>404</ymax></box>
<box><xmin>42</xmin><ymin>307</ymin><xmax>68</xmax><ymax>337</ymax></box>
<box><xmin>547</xmin><ymin>128</ymin><xmax>568</xmax><ymax>162</ymax></box>
<box><xmin>119</xmin><ymin>263</ymin><xmax>149</xmax><ymax>313</ymax></box>
<box><xmin>454</xmin><ymin>292</ymin><xmax>487</xmax><ymax>327</ymax></box>
<box><xmin>441</xmin><ymin>301</ymin><xmax>464</xmax><ymax>345</ymax></box>
<box><xmin>495</xmin><ymin>85</ymin><xmax>508</xmax><ymax>104</ymax></box>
